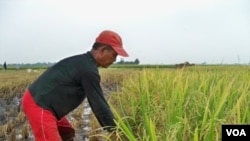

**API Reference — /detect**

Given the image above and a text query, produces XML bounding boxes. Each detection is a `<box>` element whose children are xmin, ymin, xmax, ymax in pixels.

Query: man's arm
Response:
<box><xmin>81</xmin><ymin>71</ymin><xmax>116</xmax><ymax>132</ymax></box>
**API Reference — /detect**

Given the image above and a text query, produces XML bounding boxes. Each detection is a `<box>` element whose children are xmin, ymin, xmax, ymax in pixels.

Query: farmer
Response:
<box><xmin>3</xmin><ymin>61</ymin><xmax>7</xmax><ymax>70</ymax></box>
<box><xmin>21</xmin><ymin>30</ymin><xmax>129</xmax><ymax>141</ymax></box>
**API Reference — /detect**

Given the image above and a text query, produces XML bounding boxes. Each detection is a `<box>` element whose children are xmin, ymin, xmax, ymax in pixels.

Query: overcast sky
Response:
<box><xmin>0</xmin><ymin>0</ymin><xmax>249</xmax><ymax>64</ymax></box>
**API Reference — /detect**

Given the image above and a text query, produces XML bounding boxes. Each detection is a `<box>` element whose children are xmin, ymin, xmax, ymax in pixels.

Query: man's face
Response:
<box><xmin>99</xmin><ymin>46</ymin><xmax>118</xmax><ymax>68</ymax></box>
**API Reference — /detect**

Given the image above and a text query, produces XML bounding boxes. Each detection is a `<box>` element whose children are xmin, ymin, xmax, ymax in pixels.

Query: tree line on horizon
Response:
<box><xmin>1</xmin><ymin>59</ymin><xmax>140</xmax><ymax>69</ymax></box>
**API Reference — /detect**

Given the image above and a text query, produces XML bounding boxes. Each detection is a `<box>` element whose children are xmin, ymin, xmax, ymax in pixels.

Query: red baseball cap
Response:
<box><xmin>95</xmin><ymin>30</ymin><xmax>129</xmax><ymax>57</ymax></box>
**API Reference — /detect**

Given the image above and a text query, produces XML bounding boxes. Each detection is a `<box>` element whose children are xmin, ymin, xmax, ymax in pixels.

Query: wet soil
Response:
<box><xmin>0</xmin><ymin>98</ymin><xmax>104</xmax><ymax>141</ymax></box>
<box><xmin>0</xmin><ymin>85</ymin><xmax>116</xmax><ymax>141</ymax></box>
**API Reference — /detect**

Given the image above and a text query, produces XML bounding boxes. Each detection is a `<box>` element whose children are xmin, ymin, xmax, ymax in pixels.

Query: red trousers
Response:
<box><xmin>21</xmin><ymin>90</ymin><xmax>75</xmax><ymax>141</ymax></box>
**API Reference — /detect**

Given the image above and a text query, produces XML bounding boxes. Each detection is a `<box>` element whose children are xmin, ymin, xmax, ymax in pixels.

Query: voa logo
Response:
<box><xmin>226</xmin><ymin>129</ymin><xmax>246</xmax><ymax>136</ymax></box>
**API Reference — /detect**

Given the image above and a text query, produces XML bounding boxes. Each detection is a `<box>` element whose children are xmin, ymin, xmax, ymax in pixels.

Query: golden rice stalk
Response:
<box><xmin>21</xmin><ymin>124</ymin><xmax>29</xmax><ymax>139</ymax></box>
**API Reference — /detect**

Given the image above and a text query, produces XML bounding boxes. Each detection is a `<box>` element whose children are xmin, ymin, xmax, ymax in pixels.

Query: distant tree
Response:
<box><xmin>134</xmin><ymin>58</ymin><xmax>140</xmax><ymax>64</ymax></box>
<box><xmin>201</xmin><ymin>62</ymin><xmax>207</xmax><ymax>65</ymax></box>
<box><xmin>116</xmin><ymin>58</ymin><xmax>140</xmax><ymax>65</ymax></box>
<box><xmin>117</xmin><ymin>58</ymin><xmax>125</xmax><ymax>64</ymax></box>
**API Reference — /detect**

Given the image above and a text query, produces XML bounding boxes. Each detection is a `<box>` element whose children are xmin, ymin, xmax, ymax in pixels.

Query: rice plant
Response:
<box><xmin>109</xmin><ymin>66</ymin><xmax>250</xmax><ymax>141</ymax></box>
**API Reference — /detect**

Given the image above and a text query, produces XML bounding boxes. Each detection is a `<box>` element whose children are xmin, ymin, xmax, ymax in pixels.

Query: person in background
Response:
<box><xmin>21</xmin><ymin>30</ymin><xmax>129</xmax><ymax>141</ymax></box>
<box><xmin>3</xmin><ymin>61</ymin><xmax>7</xmax><ymax>70</ymax></box>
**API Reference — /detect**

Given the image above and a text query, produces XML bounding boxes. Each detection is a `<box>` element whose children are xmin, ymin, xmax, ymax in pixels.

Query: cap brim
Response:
<box><xmin>112</xmin><ymin>46</ymin><xmax>129</xmax><ymax>57</ymax></box>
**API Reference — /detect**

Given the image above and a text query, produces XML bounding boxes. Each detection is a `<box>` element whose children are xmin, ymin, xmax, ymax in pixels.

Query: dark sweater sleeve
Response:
<box><xmin>81</xmin><ymin>71</ymin><xmax>116</xmax><ymax>132</ymax></box>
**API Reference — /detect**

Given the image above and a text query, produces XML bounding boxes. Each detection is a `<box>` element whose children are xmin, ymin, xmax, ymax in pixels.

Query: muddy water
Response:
<box><xmin>0</xmin><ymin>84</ymin><xmax>116</xmax><ymax>140</ymax></box>
<box><xmin>0</xmin><ymin>96</ymin><xmax>111</xmax><ymax>141</ymax></box>
<box><xmin>73</xmin><ymin>100</ymin><xmax>92</xmax><ymax>141</ymax></box>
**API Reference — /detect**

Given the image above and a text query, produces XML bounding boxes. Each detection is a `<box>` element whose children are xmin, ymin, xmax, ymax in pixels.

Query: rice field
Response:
<box><xmin>0</xmin><ymin>65</ymin><xmax>249</xmax><ymax>141</ymax></box>
<box><xmin>108</xmin><ymin>65</ymin><xmax>250</xmax><ymax>141</ymax></box>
